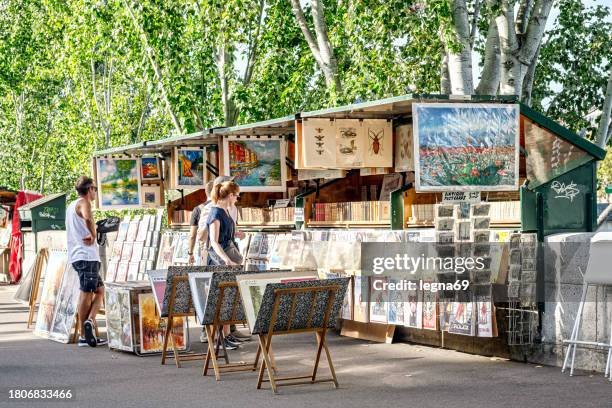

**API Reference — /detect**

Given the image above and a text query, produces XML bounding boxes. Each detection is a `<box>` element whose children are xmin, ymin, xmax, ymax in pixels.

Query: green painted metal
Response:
<box><xmin>390</xmin><ymin>183</ymin><xmax>413</xmax><ymax>230</ymax></box>
<box><xmin>606</xmin><ymin>185</ymin><xmax>612</xmax><ymax>194</ymax></box>
<box><xmin>212</xmin><ymin>115</ymin><xmax>296</xmax><ymax>135</ymax></box>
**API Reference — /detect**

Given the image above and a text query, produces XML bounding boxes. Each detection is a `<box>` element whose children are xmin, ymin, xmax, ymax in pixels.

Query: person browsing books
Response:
<box><xmin>205</xmin><ymin>180</ymin><xmax>243</xmax><ymax>266</ymax></box>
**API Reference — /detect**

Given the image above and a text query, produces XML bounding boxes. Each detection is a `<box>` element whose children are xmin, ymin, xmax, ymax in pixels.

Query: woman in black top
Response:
<box><xmin>206</xmin><ymin>181</ymin><xmax>243</xmax><ymax>266</ymax></box>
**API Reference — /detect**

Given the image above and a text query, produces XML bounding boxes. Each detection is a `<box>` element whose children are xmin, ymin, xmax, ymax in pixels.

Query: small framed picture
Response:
<box><xmin>470</xmin><ymin>269</ymin><xmax>491</xmax><ymax>284</ymax></box>
<box><xmin>521</xmin><ymin>233</ymin><xmax>537</xmax><ymax>244</ymax></box>
<box><xmin>521</xmin><ymin>270</ymin><xmax>536</xmax><ymax>283</ymax></box>
<box><xmin>457</xmin><ymin>202</ymin><xmax>471</xmax><ymax>219</ymax></box>
<box><xmin>521</xmin><ymin>246</ymin><xmax>536</xmax><ymax>259</ymax></box>
<box><xmin>479</xmin><ymin>257</ymin><xmax>492</xmax><ymax>270</ymax></box>
<box><xmin>140</xmin><ymin>157</ymin><xmax>161</xmax><ymax>181</ymax></box>
<box><xmin>474</xmin><ymin>244</ymin><xmax>490</xmax><ymax>257</ymax></box>
<box><xmin>436</xmin><ymin>204</ymin><xmax>455</xmax><ymax>218</ymax></box>
<box><xmin>522</xmin><ymin>258</ymin><xmax>536</xmax><ymax>271</ymax></box>
<box><xmin>141</xmin><ymin>185</ymin><xmax>163</xmax><ymax>208</ymax></box>
<box><xmin>437</xmin><ymin>218</ymin><xmax>455</xmax><ymax>231</ymax></box>
<box><xmin>473</xmin><ymin>217</ymin><xmax>490</xmax><ymax>230</ymax></box>
<box><xmin>508</xmin><ymin>281</ymin><xmax>520</xmax><ymax>299</ymax></box>
<box><xmin>510</xmin><ymin>249</ymin><xmax>521</xmax><ymax>265</ymax></box>
<box><xmin>457</xmin><ymin>221</ymin><xmax>471</xmax><ymax>241</ymax></box>
<box><xmin>472</xmin><ymin>203</ymin><xmax>490</xmax><ymax>217</ymax></box>
<box><xmin>473</xmin><ymin>230</ymin><xmax>489</xmax><ymax>243</ymax></box>
<box><xmin>436</xmin><ymin>232</ymin><xmax>455</xmax><ymax>244</ymax></box>
<box><xmin>509</xmin><ymin>265</ymin><xmax>521</xmax><ymax>281</ymax></box>
<box><xmin>510</xmin><ymin>233</ymin><xmax>521</xmax><ymax>249</ymax></box>
<box><xmin>436</xmin><ymin>244</ymin><xmax>456</xmax><ymax>258</ymax></box>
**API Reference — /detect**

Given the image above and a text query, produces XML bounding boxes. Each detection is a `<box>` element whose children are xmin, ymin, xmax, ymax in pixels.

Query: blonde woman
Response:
<box><xmin>206</xmin><ymin>181</ymin><xmax>243</xmax><ymax>266</ymax></box>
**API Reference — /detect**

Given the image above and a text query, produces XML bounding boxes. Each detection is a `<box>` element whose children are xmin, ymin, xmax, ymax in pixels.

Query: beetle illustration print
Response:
<box><xmin>368</xmin><ymin>129</ymin><xmax>384</xmax><ymax>155</ymax></box>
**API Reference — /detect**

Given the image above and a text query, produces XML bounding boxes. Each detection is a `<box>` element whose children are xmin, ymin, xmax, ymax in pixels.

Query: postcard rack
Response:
<box><xmin>203</xmin><ymin>281</ymin><xmax>263</xmax><ymax>380</ymax></box>
<box><xmin>253</xmin><ymin>279</ymin><xmax>348</xmax><ymax>394</ymax></box>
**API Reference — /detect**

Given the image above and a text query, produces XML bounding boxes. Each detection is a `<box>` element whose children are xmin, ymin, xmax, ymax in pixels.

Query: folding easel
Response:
<box><xmin>26</xmin><ymin>248</ymin><xmax>48</xmax><ymax>328</ymax></box>
<box><xmin>257</xmin><ymin>284</ymin><xmax>341</xmax><ymax>394</ymax></box>
<box><xmin>161</xmin><ymin>275</ymin><xmax>204</xmax><ymax>367</ymax></box>
<box><xmin>203</xmin><ymin>281</ymin><xmax>262</xmax><ymax>380</ymax></box>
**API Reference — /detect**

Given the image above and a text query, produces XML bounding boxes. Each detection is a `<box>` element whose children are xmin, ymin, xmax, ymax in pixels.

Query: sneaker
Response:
<box><xmin>200</xmin><ymin>331</ymin><xmax>208</xmax><ymax>343</ymax></box>
<box><xmin>96</xmin><ymin>338</ymin><xmax>108</xmax><ymax>346</ymax></box>
<box><xmin>226</xmin><ymin>334</ymin><xmax>248</xmax><ymax>343</ymax></box>
<box><xmin>83</xmin><ymin>319</ymin><xmax>97</xmax><ymax>347</ymax></box>
<box><xmin>77</xmin><ymin>337</ymin><xmax>89</xmax><ymax>347</ymax></box>
<box><xmin>230</xmin><ymin>329</ymin><xmax>252</xmax><ymax>340</ymax></box>
<box><xmin>223</xmin><ymin>339</ymin><xmax>238</xmax><ymax>350</ymax></box>
<box><xmin>224</xmin><ymin>337</ymin><xmax>241</xmax><ymax>348</ymax></box>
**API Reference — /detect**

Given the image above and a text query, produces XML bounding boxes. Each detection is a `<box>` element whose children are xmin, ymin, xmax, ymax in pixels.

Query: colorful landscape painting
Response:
<box><xmin>175</xmin><ymin>148</ymin><xmax>205</xmax><ymax>188</ymax></box>
<box><xmin>140</xmin><ymin>157</ymin><xmax>160</xmax><ymax>180</ymax></box>
<box><xmin>413</xmin><ymin>103</ymin><xmax>519</xmax><ymax>192</ymax></box>
<box><xmin>224</xmin><ymin>137</ymin><xmax>286</xmax><ymax>192</ymax></box>
<box><xmin>96</xmin><ymin>158</ymin><xmax>141</xmax><ymax>208</ymax></box>
<box><xmin>138</xmin><ymin>292</ymin><xmax>186</xmax><ymax>353</ymax></box>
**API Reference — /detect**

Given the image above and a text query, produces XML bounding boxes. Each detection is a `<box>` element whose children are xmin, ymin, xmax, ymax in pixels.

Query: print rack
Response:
<box><xmin>252</xmin><ymin>278</ymin><xmax>349</xmax><ymax>394</ymax></box>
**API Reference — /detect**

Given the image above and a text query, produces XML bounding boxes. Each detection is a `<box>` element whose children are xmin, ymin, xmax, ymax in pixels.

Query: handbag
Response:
<box><xmin>208</xmin><ymin>240</ymin><xmax>244</xmax><ymax>266</ymax></box>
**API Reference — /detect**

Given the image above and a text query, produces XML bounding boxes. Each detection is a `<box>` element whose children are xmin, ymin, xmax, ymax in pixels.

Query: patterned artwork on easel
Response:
<box><xmin>335</xmin><ymin>119</ymin><xmax>365</xmax><ymax>168</ymax></box>
<box><xmin>302</xmin><ymin>118</ymin><xmax>336</xmax><ymax>168</ymax></box>
<box><xmin>34</xmin><ymin>251</ymin><xmax>68</xmax><ymax>338</ymax></box>
<box><xmin>363</xmin><ymin>119</ymin><xmax>393</xmax><ymax>168</ymax></box>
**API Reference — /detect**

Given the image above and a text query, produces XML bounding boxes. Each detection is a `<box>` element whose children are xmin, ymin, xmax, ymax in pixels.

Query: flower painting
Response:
<box><xmin>413</xmin><ymin>103</ymin><xmax>519</xmax><ymax>192</ymax></box>
<box><xmin>140</xmin><ymin>157</ymin><xmax>160</xmax><ymax>180</ymax></box>
<box><xmin>174</xmin><ymin>147</ymin><xmax>205</xmax><ymax>188</ymax></box>
<box><xmin>223</xmin><ymin>136</ymin><xmax>287</xmax><ymax>192</ymax></box>
<box><xmin>96</xmin><ymin>158</ymin><xmax>141</xmax><ymax>209</ymax></box>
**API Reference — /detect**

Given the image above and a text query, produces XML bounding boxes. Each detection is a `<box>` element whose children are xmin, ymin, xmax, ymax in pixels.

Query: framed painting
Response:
<box><xmin>138</xmin><ymin>292</ymin><xmax>187</xmax><ymax>354</ymax></box>
<box><xmin>300</xmin><ymin>118</ymin><xmax>337</xmax><ymax>168</ymax></box>
<box><xmin>394</xmin><ymin>124</ymin><xmax>414</xmax><ymax>172</ymax></box>
<box><xmin>34</xmin><ymin>251</ymin><xmax>68</xmax><ymax>338</ymax></box>
<box><xmin>413</xmin><ymin>103</ymin><xmax>519</xmax><ymax>192</ymax></box>
<box><xmin>188</xmin><ymin>272</ymin><xmax>213</xmax><ymax>324</ymax></box>
<box><xmin>141</xmin><ymin>185</ymin><xmax>163</xmax><ymax>208</ymax></box>
<box><xmin>173</xmin><ymin>147</ymin><xmax>206</xmax><ymax>189</ymax></box>
<box><xmin>335</xmin><ymin>119</ymin><xmax>365</xmax><ymax>168</ymax></box>
<box><xmin>48</xmin><ymin>266</ymin><xmax>80</xmax><ymax>343</ymax></box>
<box><xmin>223</xmin><ymin>136</ymin><xmax>287</xmax><ymax>192</ymax></box>
<box><xmin>362</xmin><ymin>119</ymin><xmax>393</xmax><ymax>168</ymax></box>
<box><xmin>140</xmin><ymin>157</ymin><xmax>161</xmax><ymax>181</ymax></box>
<box><xmin>96</xmin><ymin>158</ymin><xmax>141</xmax><ymax>209</ymax></box>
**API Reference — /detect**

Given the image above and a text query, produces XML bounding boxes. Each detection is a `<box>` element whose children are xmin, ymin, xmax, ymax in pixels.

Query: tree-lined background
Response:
<box><xmin>0</xmin><ymin>0</ymin><xmax>610</xmax><ymax>195</ymax></box>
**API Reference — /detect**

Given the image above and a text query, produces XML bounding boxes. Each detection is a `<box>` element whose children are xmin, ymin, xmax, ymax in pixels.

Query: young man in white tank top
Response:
<box><xmin>66</xmin><ymin>176</ymin><xmax>107</xmax><ymax>347</ymax></box>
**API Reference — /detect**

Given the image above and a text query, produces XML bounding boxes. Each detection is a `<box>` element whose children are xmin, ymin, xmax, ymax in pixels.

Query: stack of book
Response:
<box><xmin>312</xmin><ymin>201</ymin><xmax>390</xmax><ymax>222</ymax></box>
<box><xmin>171</xmin><ymin>209</ymin><xmax>192</xmax><ymax>225</ymax></box>
<box><xmin>240</xmin><ymin>207</ymin><xmax>296</xmax><ymax>224</ymax></box>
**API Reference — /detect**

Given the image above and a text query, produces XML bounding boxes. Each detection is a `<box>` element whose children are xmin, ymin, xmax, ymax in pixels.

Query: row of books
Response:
<box><xmin>171</xmin><ymin>209</ymin><xmax>192</xmax><ymax>225</ymax></box>
<box><xmin>239</xmin><ymin>207</ymin><xmax>295</xmax><ymax>224</ymax></box>
<box><xmin>410</xmin><ymin>201</ymin><xmax>520</xmax><ymax>225</ymax></box>
<box><xmin>311</xmin><ymin>201</ymin><xmax>391</xmax><ymax>222</ymax></box>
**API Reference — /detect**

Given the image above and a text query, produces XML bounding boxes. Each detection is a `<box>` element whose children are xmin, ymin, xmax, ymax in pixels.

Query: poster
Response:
<box><xmin>369</xmin><ymin>277</ymin><xmax>388</xmax><ymax>323</ymax></box>
<box><xmin>174</xmin><ymin>147</ymin><xmax>206</xmax><ymax>188</ymax></box>
<box><xmin>448</xmin><ymin>302</ymin><xmax>475</xmax><ymax>336</ymax></box>
<box><xmin>422</xmin><ymin>284</ymin><xmax>438</xmax><ymax>330</ymax></box>
<box><xmin>476</xmin><ymin>298</ymin><xmax>494</xmax><ymax>337</ymax></box>
<box><xmin>138</xmin><ymin>292</ymin><xmax>187</xmax><ymax>354</ymax></box>
<box><xmin>335</xmin><ymin>119</ymin><xmax>365</xmax><ymax>168</ymax></box>
<box><xmin>387</xmin><ymin>278</ymin><xmax>405</xmax><ymax>325</ymax></box>
<box><xmin>413</xmin><ymin>103</ymin><xmax>519</xmax><ymax>192</ymax></box>
<box><xmin>140</xmin><ymin>157</ymin><xmax>161</xmax><ymax>180</ymax></box>
<box><xmin>223</xmin><ymin>136</ymin><xmax>287</xmax><ymax>192</ymax></box>
<box><xmin>363</xmin><ymin>119</ymin><xmax>393</xmax><ymax>168</ymax></box>
<box><xmin>48</xmin><ymin>265</ymin><xmax>80</xmax><ymax>343</ymax></box>
<box><xmin>105</xmin><ymin>286</ymin><xmax>133</xmax><ymax>351</ymax></box>
<box><xmin>301</xmin><ymin>118</ymin><xmax>337</xmax><ymax>168</ymax></box>
<box><xmin>403</xmin><ymin>287</ymin><xmax>423</xmax><ymax>329</ymax></box>
<box><xmin>34</xmin><ymin>251</ymin><xmax>68</xmax><ymax>338</ymax></box>
<box><xmin>188</xmin><ymin>272</ymin><xmax>213</xmax><ymax>324</ymax></box>
<box><xmin>96</xmin><ymin>158</ymin><xmax>141</xmax><ymax>209</ymax></box>
<box><xmin>394</xmin><ymin>124</ymin><xmax>414</xmax><ymax>172</ymax></box>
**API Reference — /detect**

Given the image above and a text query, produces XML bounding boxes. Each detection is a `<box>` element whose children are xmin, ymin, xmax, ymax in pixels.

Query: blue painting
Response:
<box><xmin>175</xmin><ymin>148</ymin><xmax>205</xmax><ymax>188</ymax></box>
<box><xmin>96</xmin><ymin>158</ymin><xmax>141</xmax><ymax>208</ymax></box>
<box><xmin>413</xmin><ymin>103</ymin><xmax>519</xmax><ymax>192</ymax></box>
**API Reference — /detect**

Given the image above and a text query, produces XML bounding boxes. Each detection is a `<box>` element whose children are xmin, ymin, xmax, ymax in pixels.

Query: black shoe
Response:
<box><xmin>83</xmin><ymin>319</ymin><xmax>97</xmax><ymax>347</ymax></box>
<box><xmin>77</xmin><ymin>337</ymin><xmax>89</xmax><ymax>347</ymax></box>
<box><xmin>223</xmin><ymin>339</ymin><xmax>238</xmax><ymax>350</ymax></box>
<box><xmin>96</xmin><ymin>338</ymin><xmax>108</xmax><ymax>346</ymax></box>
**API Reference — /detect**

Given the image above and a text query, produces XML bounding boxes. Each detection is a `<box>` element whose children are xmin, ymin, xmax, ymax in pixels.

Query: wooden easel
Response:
<box><xmin>203</xmin><ymin>281</ymin><xmax>263</xmax><ymax>380</ymax></box>
<box><xmin>257</xmin><ymin>284</ymin><xmax>341</xmax><ymax>394</ymax></box>
<box><xmin>161</xmin><ymin>275</ymin><xmax>206</xmax><ymax>367</ymax></box>
<box><xmin>26</xmin><ymin>249</ymin><xmax>48</xmax><ymax>328</ymax></box>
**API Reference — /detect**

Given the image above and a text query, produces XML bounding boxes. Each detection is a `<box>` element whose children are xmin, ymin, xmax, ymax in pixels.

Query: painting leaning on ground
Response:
<box><xmin>414</xmin><ymin>104</ymin><xmax>519</xmax><ymax>192</ymax></box>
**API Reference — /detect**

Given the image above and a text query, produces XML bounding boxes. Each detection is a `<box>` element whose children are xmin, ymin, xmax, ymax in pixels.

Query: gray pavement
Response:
<box><xmin>0</xmin><ymin>284</ymin><xmax>610</xmax><ymax>408</ymax></box>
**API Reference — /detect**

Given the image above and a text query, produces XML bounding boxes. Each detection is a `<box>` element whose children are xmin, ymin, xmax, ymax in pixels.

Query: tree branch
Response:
<box><xmin>242</xmin><ymin>0</ymin><xmax>265</xmax><ymax>86</ymax></box>
<box><xmin>123</xmin><ymin>0</ymin><xmax>183</xmax><ymax>135</ymax></box>
<box><xmin>520</xmin><ymin>43</ymin><xmax>540</xmax><ymax>105</ymax></box>
<box><xmin>440</xmin><ymin>48</ymin><xmax>451</xmax><ymax>94</ymax></box>
<box><xmin>475</xmin><ymin>16</ymin><xmax>500</xmax><ymax>95</ymax></box>
<box><xmin>446</xmin><ymin>0</ymin><xmax>474</xmax><ymax>94</ymax></box>
<box><xmin>596</xmin><ymin>66</ymin><xmax>612</xmax><ymax>148</ymax></box>
<box><xmin>518</xmin><ymin>0</ymin><xmax>553</xmax><ymax>65</ymax></box>
<box><xmin>515</xmin><ymin>0</ymin><xmax>533</xmax><ymax>37</ymax></box>
<box><xmin>289</xmin><ymin>0</ymin><xmax>324</xmax><ymax>67</ymax></box>
<box><xmin>469</xmin><ymin>0</ymin><xmax>482</xmax><ymax>48</ymax></box>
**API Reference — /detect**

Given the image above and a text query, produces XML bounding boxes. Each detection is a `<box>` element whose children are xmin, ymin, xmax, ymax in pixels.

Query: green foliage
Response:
<box><xmin>531</xmin><ymin>0</ymin><xmax>612</xmax><ymax>138</ymax></box>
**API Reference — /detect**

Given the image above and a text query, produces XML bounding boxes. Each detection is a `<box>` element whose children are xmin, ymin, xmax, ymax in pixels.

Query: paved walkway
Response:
<box><xmin>0</xmin><ymin>284</ymin><xmax>610</xmax><ymax>408</ymax></box>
